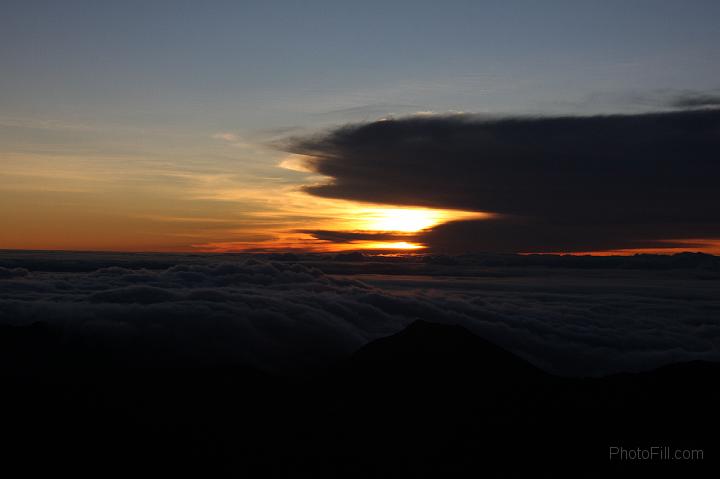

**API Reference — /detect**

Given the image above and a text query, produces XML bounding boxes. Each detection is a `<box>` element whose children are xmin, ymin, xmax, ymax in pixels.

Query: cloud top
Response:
<box><xmin>1</xmin><ymin>252</ymin><xmax>719</xmax><ymax>376</ymax></box>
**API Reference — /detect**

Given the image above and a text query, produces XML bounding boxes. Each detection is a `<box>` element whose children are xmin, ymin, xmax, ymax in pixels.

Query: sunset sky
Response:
<box><xmin>2</xmin><ymin>0</ymin><xmax>719</xmax><ymax>254</ymax></box>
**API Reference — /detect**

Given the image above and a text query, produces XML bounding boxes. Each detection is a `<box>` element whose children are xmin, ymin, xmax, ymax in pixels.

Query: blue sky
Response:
<box><xmin>5</xmin><ymin>1</ymin><xmax>720</xmax><ymax>126</ymax></box>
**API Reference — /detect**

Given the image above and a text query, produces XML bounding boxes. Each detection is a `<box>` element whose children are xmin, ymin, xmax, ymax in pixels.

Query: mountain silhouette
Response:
<box><xmin>1</xmin><ymin>320</ymin><xmax>717</xmax><ymax>477</ymax></box>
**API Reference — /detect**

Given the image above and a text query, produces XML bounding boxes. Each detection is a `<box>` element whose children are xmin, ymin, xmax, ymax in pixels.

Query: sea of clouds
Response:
<box><xmin>1</xmin><ymin>251</ymin><xmax>719</xmax><ymax>376</ymax></box>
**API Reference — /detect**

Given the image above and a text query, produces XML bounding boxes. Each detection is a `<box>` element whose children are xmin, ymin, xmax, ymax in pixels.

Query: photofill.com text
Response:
<box><xmin>609</xmin><ymin>445</ymin><xmax>703</xmax><ymax>461</ymax></box>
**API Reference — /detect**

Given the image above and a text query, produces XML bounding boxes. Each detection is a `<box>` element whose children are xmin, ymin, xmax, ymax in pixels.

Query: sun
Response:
<box><xmin>355</xmin><ymin>206</ymin><xmax>489</xmax><ymax>234</ymax></box>
<box><xmin>191</xmin><ymin>194</ymin><xmax>489</xmax><ymax>253</ymax></box>
<box><xmin>340</xmin><ymin>206</ymin><xmax>489</xmax><ymax>251</ymax></box>
<box><xmin>364</xmin><ymin>241</ymin><xmax>426</xmax><ymax>250</ymax></box>
<box><xmin>360</xmin><ymin>208</ymin><xmax>444</xmax><ymax>232</ymax></box>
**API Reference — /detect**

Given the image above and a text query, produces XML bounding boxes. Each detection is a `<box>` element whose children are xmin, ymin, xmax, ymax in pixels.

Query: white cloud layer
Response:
<box><xmin>1</xmin><ymin>252</ymin><xmax>718</xmax><ymax>376</ymax></box>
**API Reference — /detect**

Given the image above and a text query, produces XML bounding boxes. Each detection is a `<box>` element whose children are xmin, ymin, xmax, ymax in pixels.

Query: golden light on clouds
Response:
<box><xmin>189</xmin><ymin>196</ymin><xmax>487</xmax><ymax>252</ymax></box>
<box><xmin>354</xmin><ymin>207</ymin><xmax>482</xmax><ymax>233</ymax></box>
<box><xmin>0</xmin><ymin>147</ymin><xmax>483</xmax><ymax>253</ymax></box>
<box><xmin>363</xmin><ymin>241</ymin><xmax>425</xmax><ymax>250</ymax></box>
<box><xmin>277</xmin><ymin>154</ymin><xmax>316</xmax><ymax>173</ymax></box>
<box><xmin>3</xmin><ymin>146</ymin><xmax>718</xmax><ymax>255</ymax></box>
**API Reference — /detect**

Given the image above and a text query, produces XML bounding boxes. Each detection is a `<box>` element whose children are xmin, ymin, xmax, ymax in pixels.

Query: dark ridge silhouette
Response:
<box><xmin>1</xmin><ymin>320</ymin><xmax>717</xmax><ymax>477</ymax></box>
<box><xmin>339</xmin><ymin>320</ymin><xmax>544</xmax><ymax>384</ymax></box>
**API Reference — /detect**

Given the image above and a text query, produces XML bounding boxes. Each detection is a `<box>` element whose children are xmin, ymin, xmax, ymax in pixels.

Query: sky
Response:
<box><xmin>2</xmin><ymin>0</ymin><xmax>719</xmax><ymax>253</ymax></box>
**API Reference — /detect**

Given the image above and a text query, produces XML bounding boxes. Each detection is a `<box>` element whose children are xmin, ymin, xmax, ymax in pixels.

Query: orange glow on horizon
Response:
<box><xmin>1</xmin><ymin>149</ymin><xmax>493</xmax><ymax>253</ymax></box>
<box><xmin>191</xmin><ymin>237</ymin><xmax>426</xmax><ymax>253</ymax></box>
<box><xmin>521</xmin><ymin>239</ymin><xmax>720</xmax><ymax>256</ymax></box>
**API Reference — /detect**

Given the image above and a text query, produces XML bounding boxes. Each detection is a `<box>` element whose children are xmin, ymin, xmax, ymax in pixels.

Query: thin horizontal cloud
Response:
<box><xmin>211</xmin><ymin>132</ymin><xmax>240</xmax><ymax>142</ymax></box>
<box><xmin>669</xmin><ymin>92</ymin><xmax>720</xmax><ymax>109</ymax></box>
<box><xmin>299</xmin><ymin>230</ymin><xmax>417</xmax><ymax>244</ymax></box>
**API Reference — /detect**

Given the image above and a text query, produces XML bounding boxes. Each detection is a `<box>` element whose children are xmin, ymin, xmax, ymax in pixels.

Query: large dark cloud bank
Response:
<box><xmin>291</xmin><ymin>108</ymin><xmax>720</xmax><ymax>252</ymax></box>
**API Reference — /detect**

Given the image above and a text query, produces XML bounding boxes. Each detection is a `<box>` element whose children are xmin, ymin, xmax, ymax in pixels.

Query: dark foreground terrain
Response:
<box><xmin>1</xmin><ymin>320</ymin><xmax>717</xmax><ymax>478</ymax></box>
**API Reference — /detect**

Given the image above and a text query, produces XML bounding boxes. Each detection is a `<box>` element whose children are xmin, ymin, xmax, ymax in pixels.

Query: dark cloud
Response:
<box><xmin>300</xmin><ymin>230</ymin><xmax>416</xmax><ymax>243</ymax></box>
<box><xmin>421</xmin><ymin>218</ymin><xmax>720</xmax><ymax>253</ymax></box>
<box><xmin>0</xmin><ymin>266</ymin><xmax>28</xmax><ymax>278</ymax></box>
<box><xmin>290</xmin><ymin>109</ymin><xmax>720</xmax><ymax>252</ymax></box>
<box><xmin>1</xmin><ymin>252</ymin><xmax>719</xmax><ymax>377</ymax></box>
<box><xmin>669</xmin><ymin>93</ymin><xmax>720</xmax><ymax>109</ymax></box>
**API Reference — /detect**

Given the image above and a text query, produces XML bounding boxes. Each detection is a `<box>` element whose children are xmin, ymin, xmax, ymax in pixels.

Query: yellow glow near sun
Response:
<box><xmin>334</xmin><ymin>206</ymin><xmax>489</xmax><ymax>251</ymax></box>
<box><xmin>364</xmin><ymin>241</ymin><xmax>426</xmax><ymax>250</ymax></box>
<box><xmin>360</xmin><ymin>208</ymin><xmax>442</xmax><ymax>232</ymax></box>
<box><xmin>269</xmin><ymin>155</ymin><xmax>491</xmax><ymax>250</ymax></box>
<box><xmin>355</xmin><ymin>207</ymin><xmax>486</xmax><ymax>233</ymax></box>
<box><xmin>182</xmin><ymin>186</ymin><xmax>490</xmax><ymax>252</ymax></box>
